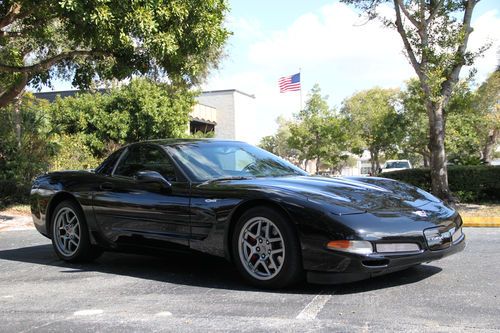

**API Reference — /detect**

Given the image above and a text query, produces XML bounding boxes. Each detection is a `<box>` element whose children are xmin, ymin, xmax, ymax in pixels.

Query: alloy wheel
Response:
<box><xmin>238</xmin><ymin>216</ymin><xmax>285</xmax><ymax>281</ymax></box>
<box><xmin>54</xmin><ymin>207</ymin><xmax>81</xmax><ymax>256</ymax></box>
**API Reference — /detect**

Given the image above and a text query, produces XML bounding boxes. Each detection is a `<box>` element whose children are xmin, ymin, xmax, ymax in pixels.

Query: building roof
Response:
<box><xmin>34</xmin><ymin>89</ymin><xmax>108</xmax><ymax>102</ymax></box>
<box><xmin>200</xmin><ymin>89</ymin><xmax>255</xmax><ymax>99</ymax></box>
<box><xmin>34</xmin><ymin>88</ymin><xmax>256</xmax><ymax>102</ymax></box>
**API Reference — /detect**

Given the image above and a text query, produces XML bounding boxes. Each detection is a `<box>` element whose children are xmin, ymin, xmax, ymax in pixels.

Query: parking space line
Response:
<box><xmin>73</xmin><ymin>309</ymin><xmax>104</xmax><ymax>316</ymax></box>
<box><xmin>296</xmin><ymin>292</ymin><xmax>332</xmax><ymax>320</ymax></box>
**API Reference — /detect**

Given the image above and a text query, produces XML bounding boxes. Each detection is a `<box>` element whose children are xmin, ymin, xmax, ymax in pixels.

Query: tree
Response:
<box><xmin>341</xmin><ymin>87</ymin><xmax>404</xmax><ymax>174</ymax></box>
<box><xmin>0</xmin><ymin>0</ymin><xmax>229</xmax><ymax>107</ymax></box>
<box><xmin>400</xmin><ymin>78</ymin><xmax>484</xmax><ymax>166</ymax></box>
<box><xmin>476</xmin><ymin>69</ymin><xmax>500</xmax><ymax>164</ymax></box>
<box><xmin>288</xmin><ymin>85</ymin><xmax>353</xmax><ymax>173</ymax></box>
<box><xmin>50</xmin><ymin>78</ymin><xmax>196</xmax><ymax>156</ymax></box>
<box><xmin>342</xmin><ymin>0</ymin><xmax>483</xmax><ymax>201</ymax></box>
<box><xmin>259</xmin><ymin>116</ymin><xmax>300</xmax><ymax>162</ymax></box>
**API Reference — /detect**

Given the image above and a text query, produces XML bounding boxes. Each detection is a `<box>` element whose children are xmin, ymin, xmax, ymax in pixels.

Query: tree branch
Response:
<box><xmin>0</xmin><ymin>50</ymin><xmax>112</xmax><ymax>74</ymax></box>
<box><xmin>441</xmin><ymin>0</ymin><xmax>477</xmax><ymax>97</ymax></box>
<box><xmin>426</xmin><ymin>0</ymin><xmax>445</xmax><ymax>24</ymax></box>
<box><xmin>395</xmin><ymin>0</ymin><xmax>420</xmax><ymax>27</ymax></box>
<box><xmin>0</xmin><ymin>2</ymin><xmax>31</xmax><ymax>30</ymax></box>
<box><xmin>393</xmin><ymin>0</ymin><xmax>422</xmax><ymax>78</ymax></box>
<box><xmin>0</xmin><ymin>73</ymin><xmax>29</xmax><ymax>108</ymax></box>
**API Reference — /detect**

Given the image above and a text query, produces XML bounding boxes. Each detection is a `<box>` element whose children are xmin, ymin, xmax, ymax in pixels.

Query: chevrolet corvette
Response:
<box><xmin>30</xmin><ymin>139</ymin><xmax>465</xmax><ymax>288</ymax></box>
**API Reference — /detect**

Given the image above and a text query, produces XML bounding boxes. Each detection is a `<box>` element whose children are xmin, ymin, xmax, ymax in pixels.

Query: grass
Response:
<box><xmin>456</xmin><ymin>203</ymin><xmax>500</xmax><ymax>217</ymax></box>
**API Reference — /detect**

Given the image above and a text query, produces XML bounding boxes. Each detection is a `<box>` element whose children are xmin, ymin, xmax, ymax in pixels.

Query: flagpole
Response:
<box><xmin>299</xmin><ymin>67</ymin><xmax>302</xmax><ymax>111</ymax></box>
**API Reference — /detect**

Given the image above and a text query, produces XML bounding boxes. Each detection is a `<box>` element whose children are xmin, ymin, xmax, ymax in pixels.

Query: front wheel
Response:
<box><xmin>232</xmin><ymin>206</ymin><xmax>303</xmax><ymax>288</ymax></box>
<box><xmin>51</xmin><ymin>200</ymin><xmax>103</xmax><ymax>262</ymax></box>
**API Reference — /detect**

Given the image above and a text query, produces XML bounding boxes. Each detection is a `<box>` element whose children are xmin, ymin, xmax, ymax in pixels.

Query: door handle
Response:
<box><xmin>99</xmin><ymin>182</ymin><xmax>113</xmax><ymax>191</ymax></box>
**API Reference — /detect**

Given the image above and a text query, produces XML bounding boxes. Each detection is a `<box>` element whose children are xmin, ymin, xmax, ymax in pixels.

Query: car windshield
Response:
<box><xmin>385</xmin><ymin>161</ymin><xmax>410</xmax><ymax>169</ymax></box>
<box><xmin>164</xmin><ymin>141</ymin><xmax>308</xmax><ymax>182</ymax></box>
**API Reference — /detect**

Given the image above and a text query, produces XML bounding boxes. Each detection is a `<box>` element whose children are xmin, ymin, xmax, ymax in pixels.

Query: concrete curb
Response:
<box><xmin>462</xmin><ymin>216</ymin><xmax>500</xmax><ymax>227</ymax></box>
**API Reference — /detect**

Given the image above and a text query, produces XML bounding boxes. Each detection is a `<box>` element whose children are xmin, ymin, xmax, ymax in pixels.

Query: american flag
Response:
<box><xmin>278</xmin><ymin>73</ymin><xmax>301</xmax><ymax>93</ymax></box>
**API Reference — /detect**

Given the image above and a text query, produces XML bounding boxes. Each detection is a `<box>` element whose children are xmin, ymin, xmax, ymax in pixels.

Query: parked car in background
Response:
<box><xmin>380</xmin><ymin>159</ymin><xmax>412</xmax><ymax>173</ymax></box>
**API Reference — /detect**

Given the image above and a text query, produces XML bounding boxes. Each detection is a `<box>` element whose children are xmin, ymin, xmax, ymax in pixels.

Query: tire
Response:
<box><xmin>50</xmin><ymin>200</ymin><xmax>103</xmax><ymax>263</ymax></box>
<box><xmin>232</xmin><ymin>206</ymin><xmax>303</xmax><ymax>289</ymax></box>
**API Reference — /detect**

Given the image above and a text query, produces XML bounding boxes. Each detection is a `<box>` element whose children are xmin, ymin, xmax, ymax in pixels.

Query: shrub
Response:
<box><xmin>0</xmin><ymin>180</ymin><xmax>30</xmax><ymax>209</ymax></box>
<box><xmin>383</xmin><ymin>165</ymin><xmax>500</xmax><ymax>203</ymax></box>
<box><xmin>49</xmin><ymin>134</ymin><xmax>101</xmax><ymax>171</ymax></box>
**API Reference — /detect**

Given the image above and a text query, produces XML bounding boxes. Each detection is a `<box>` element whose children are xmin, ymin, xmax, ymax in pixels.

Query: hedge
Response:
<box><xmin>0</xmin><ymin>180</ymin><xmax>31</xmax><ymax>209</ymax></box>
<box><xmin>382</xmin><ymin>165</ymin><xmax>500</xmax><ymax>203</ymax></box>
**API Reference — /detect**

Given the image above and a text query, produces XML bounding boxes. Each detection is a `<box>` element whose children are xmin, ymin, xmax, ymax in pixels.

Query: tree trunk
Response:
<box><xmin>427</xmin><ymin>102</ymin><xmax>453</xmax><ymax>201</ymax></box>
<box><xmin>13</xmin><ymin>94</ymin><xmax>22</xmax><ymax>148</ymax></box>
<box><xmin>369</xmin><ymin>149</ymin><xmax>380</xmax><ymax>175</ymax></box>
<box><xmin>482</xmin><ymin>128</ymin><xmax>499</xmax><ymax>164</ymax></box>
<box><xmin>422</xmin><ymin>153</ymin><xmax>429</xmax><ymax>168</ymax></box>
<box><xmin>316</xmin><ymin>156</ymin><xmax>320</xmax><ymax>174</ymax></box>
<box><xmin>0</xmin><ymin>73</ymin><xmax>29</xmax><ymax>108</ymax></box>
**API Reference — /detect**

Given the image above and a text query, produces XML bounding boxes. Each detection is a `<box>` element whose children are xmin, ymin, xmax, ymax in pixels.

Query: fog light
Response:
<box><xmin>326</xmin><ymin>240</ymin><xmax>373</xmax><ymax>254</ymax></box>
<box><xmin>376</xmin><ymin>243</ymin><xmax>420</xmax><ymax>253</ymax></box>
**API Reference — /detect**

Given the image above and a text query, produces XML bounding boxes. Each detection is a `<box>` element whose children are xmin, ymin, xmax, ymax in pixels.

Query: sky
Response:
<box><xmin>46</xmin><ymin>0</ymin><xmax>500</xmax><ymax>144</ymax></box>
<box><xmin>201</xmin><ymin>0</ymin><xmax>500</xmax><ymax>143</ymax></box>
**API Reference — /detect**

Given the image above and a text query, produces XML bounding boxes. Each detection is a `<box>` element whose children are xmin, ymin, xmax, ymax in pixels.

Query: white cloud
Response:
<box><xmin>204</xmin><ymin>3</ymin><xmax>500</xmax><ymax>144</ymax></box>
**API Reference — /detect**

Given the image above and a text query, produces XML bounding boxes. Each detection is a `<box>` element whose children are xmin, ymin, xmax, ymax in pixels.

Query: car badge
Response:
<box><xmin>413</xmin><ymin>210</ymin><xmax>427</xmax><ymax>217</ymax></box>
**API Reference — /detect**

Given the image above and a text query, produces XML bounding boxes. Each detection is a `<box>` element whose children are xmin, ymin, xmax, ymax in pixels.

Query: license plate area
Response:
<box><xmin>424</xmin><ymin>224</ymin><xmax>455</xmax><ymax>251</ymax></box>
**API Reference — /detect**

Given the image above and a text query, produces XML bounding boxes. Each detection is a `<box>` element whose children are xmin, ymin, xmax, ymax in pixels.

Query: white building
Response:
<box><xmin>195</xmin><ymin>89</ymin><xmax>256</xmax><ymax>143</ymax></box>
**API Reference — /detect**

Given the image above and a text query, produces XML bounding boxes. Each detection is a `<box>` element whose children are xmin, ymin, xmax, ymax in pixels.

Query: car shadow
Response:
<box><xmin>0</xmin><ymin>244</ymin><xmax>442</xmax><ymax>295</ymax></box>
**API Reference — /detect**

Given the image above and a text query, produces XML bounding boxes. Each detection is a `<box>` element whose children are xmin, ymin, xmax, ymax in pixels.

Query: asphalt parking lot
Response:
<box><xmin>0</xmin><ymin>227</ymin><xmax>499</xmax><ymax>332</ymax></box>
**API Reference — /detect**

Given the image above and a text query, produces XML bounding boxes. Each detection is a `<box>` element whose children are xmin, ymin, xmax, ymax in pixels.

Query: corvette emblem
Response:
<box><xmin>413</xmin><ymin>210</ymin><xmax>427</xmax><ymax>217</ymax></box>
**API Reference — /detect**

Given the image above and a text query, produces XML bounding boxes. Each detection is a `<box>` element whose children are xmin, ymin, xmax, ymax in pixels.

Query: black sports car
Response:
<box><xmin>30</xmin><ymin>139</ymin><xmax>465</xmax><ymax>288</ymax></box>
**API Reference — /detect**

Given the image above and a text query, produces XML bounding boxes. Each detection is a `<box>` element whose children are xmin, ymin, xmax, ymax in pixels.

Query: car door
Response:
<box><xmin>92</xmin><ymin>144</ymin><xmax>191</xmax><ymax>248</ymax></box>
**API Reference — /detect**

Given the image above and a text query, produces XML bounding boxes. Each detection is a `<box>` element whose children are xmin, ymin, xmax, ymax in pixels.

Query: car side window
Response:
<box><xmin>95</xmin><ymin>149</ymin><xmax>123</xmax><ymax>175</ymax></box>
<box><xmin>114</xmin><ymin>146</ymin><xmax>177</xmax><ymax>181</ymax></box>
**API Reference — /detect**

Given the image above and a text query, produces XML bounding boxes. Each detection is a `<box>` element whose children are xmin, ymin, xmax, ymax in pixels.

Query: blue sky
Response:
<box><xmin>202</xmin><ymin>0</ymin><xmax>500</xmax><ymax>143</ymax></box>
<box><xmin>47</xmin><ymin>0</ymin><xmax>500</xmax><ymax>143</ymax></box>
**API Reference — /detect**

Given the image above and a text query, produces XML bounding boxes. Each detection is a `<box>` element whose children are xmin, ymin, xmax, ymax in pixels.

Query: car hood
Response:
<box><xmin>242</xmin><ymin>175</ymin><xmax>444</xmax><ymax>215</ymax></box>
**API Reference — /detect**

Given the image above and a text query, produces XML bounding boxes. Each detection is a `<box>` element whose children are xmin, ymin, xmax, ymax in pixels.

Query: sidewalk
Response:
<box><xmin>0</xmin><ymin>212</ymin><xmax>34</xmax><ymax>232</ymax></box>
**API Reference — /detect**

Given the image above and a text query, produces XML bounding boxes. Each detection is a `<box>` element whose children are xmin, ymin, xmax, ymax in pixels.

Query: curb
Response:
<box><xmin>462</xmin><ymin>216</ymin><xmax>500</xmax><ymax>227</ymax></box>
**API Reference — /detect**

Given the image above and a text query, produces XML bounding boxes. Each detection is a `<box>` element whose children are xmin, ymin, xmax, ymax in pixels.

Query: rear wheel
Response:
<box><xmin>51</xmin><ymin>200</ymin><xmax>102</xmax><ymax>262</ymax></box>
<box><xmin>232</xmin><ymin>206</ymin><xmax>303</xmax><ymax>288</ymax></box>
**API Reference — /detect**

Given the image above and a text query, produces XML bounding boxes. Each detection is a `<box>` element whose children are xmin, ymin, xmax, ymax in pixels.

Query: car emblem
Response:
<box><xmin>205</xmin><ymin>199</ymin><xmax>218</xmax><ymax>203</ymax></box>
<box><xmin>413</xmin><ymin>210</ymin><xmax>427</xmax><ymax>217</ymax></box>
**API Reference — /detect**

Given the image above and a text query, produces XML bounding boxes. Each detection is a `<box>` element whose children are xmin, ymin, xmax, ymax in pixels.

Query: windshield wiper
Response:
<box><xmin>202</xmin><ymin>176</ymin><xmax>253</xmax><ymax>184</ymax></box>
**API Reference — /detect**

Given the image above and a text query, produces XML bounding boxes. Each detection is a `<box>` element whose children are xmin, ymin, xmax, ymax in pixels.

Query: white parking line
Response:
<box><xmin>155</xmin><ymin>311</ymin><xmax>173</xmax><ymax>317</ymax></box>
<box><xmin>296</xmin><ymin>292</ymin><xmax>332</xmax><ymax>320</ymax></box>
<box><xmin>73</xmin><ymin>309</ymin><xmax>104</xmax><ymax>316</ymax></box>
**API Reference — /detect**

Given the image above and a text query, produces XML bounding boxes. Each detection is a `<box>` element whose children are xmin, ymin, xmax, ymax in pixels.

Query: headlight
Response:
<box><xmin>326</xmin><ymin>240</ymin><xmax>373</xmax><ymax>254</ymax></box>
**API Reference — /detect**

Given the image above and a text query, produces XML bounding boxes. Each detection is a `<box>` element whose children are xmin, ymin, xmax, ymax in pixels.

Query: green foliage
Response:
<box><xmin>50</xmin><ymin>78</ymin><xmax>196</xmax><ymax>156</ymax></box>
<box><xmin>383</xmin><ymin>166</ymin><xmax>500</xmax><ymax>203</ymax></box>
<box><xmin>0</xmin><ymin>79</ymin><xmax>197</xmax><ymax>205</ymax></box>
<box><xmin>0</xmin><ymin>180</ymin><xmax>30</xmax><ymax>209</ymax></box>
<box><xmin>50</xmin><ymin>134</ymin><xmax>101</xmax><ymax>171</ymax></box>
<box><xmin>0</xmin><ymin>0</ymin><xmax>230</xmax><ymax>106</ymax></box>
<box><xmin>400</xmin><ymin>78</ymin><xmax>487</xmax><ymax>166</ymax></box>
<box><xmin>288</xmin><ymin>85</ymin><xmax>355</xmax><ymax>173</ymax></box>
<box><xmin>0</xmin><ymin>93</ymin><xmax>55</xmax><ymax>184</ymax></box>
<box><xmin>259</xmin><ymin>116</ymin><xmax>300</xmax><ymax>161</ymax></box>
<box><xmin>341</xmin><ymin>87</ymin><xmax>403</xmax><ymax>173</ymax></box>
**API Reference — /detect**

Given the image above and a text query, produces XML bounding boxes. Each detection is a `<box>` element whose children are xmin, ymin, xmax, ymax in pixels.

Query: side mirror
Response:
<box><xmin>135</xmin><ymin>170</ymin><xmax>172</xmax><ymax>190</ymax></box>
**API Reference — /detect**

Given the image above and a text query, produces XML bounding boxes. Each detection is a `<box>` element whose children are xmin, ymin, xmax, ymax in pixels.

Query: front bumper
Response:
<box><xmin>307</xmin><ymin>232</ymin><xmax>466</xmax><ymax>284</ymax></box>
